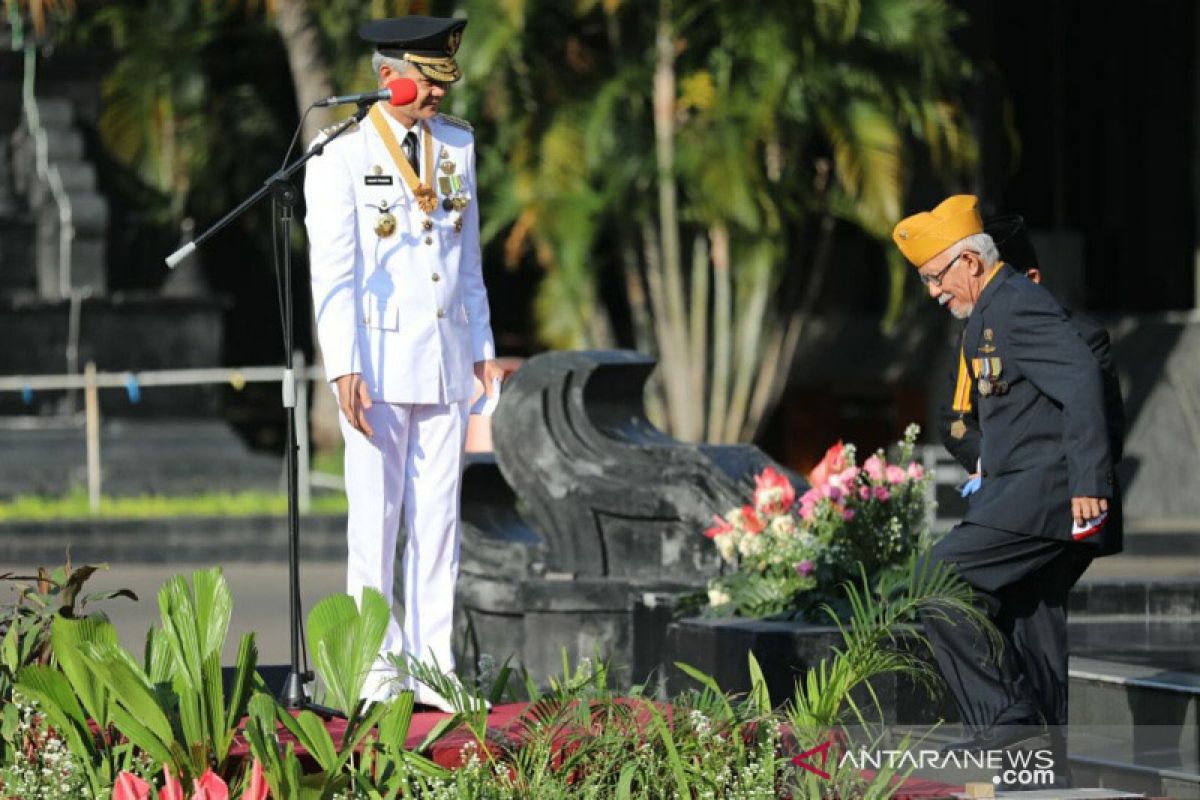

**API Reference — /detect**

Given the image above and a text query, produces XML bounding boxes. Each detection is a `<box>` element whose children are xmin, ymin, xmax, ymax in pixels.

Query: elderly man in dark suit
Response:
<box><xmin>894</xmin><ymin>196</ymin><xmax>1118</xmax><ymax>763</ymax></box>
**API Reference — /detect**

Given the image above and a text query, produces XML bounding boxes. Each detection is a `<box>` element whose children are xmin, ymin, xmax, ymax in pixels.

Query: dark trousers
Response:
<box><xmin>918</xmin><ymin>524</ymin><xmax>1092</xmax><ymax>734</ymax></box>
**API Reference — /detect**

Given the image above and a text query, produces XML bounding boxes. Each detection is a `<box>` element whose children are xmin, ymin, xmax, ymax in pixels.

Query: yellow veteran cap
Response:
<box><xmin>892</xmin><ymin>194</ymin><xmax>983</xmax><ymax>267</ymax></box>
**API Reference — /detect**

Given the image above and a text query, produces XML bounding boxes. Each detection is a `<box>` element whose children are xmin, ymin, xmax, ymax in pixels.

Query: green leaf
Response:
<box><xmin>306</xmin><ymin>590</ymin><xmax>389</xmax><ymax>716</ymax></box>
<box><xmin>221</xmin><ymin>633</ymin><xmax>258</xmax><ymax>756</ymax></box>
<box><xmin>84</xmin><ymin>641</ymin><xmax>178</xmax><ymax>762</ymax></box>
<box><xmin>414</xmin><ymin>714</ymin><xmax>461</xmax><ymax>756</ymax></box>
<box><xmin>616</xmin><ymin>763</ymin><xmax>639</xmax><ymax>799</ymax></box>
<box><xmin>296</xmin><ymin>710</ymin><xmax>339</xmax><ymax>772</ymax></box>
<box><xmin>50</xmin><ymin>612</ymin><xmax>118</xmax><ymax>728</ymax></box>
<box><xmin>747</xmin><ymin>651</ymin><xmax>772</xmax><ymax>713</ymax></box>
<box><xmin>378</xmin><ymin>691</ymin><xmax>415</xmax><ymax>751</ymax></box>
<box><xmin>673</xmin><ymin>661</ymin><xmax>735</xmax><ymax>722</ymax></box>
<box><xmin>2</xmin><ymin>617</ymin><xmax>20</xmax><ymax>671</ymax></box>
<box><xmin>13</xmin><ymin>664</ymin><xmax>95</xmax><ymax>758</ymax></box>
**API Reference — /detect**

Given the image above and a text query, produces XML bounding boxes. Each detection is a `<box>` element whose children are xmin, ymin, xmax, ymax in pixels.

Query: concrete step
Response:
<box><xmin>1071</xmin><ymin>578</ymin><xmax>1200</xmax><ymax>620</ymax></box>
<box><xmin>0</xmin><ymin>418</ymin><xmax>282</xmax><ymax>497</ymax></box>
<box><xmin>1068</xmin><ymin>656</ymin><xmax>1200</xmax><ymax>798</ymax></box>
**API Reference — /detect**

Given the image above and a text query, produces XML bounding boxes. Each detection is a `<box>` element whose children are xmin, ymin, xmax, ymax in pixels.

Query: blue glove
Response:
<box><xmin>959</xmin><ymin>474</ymin><xmax>982</xmax><ymax>497</ymax></box>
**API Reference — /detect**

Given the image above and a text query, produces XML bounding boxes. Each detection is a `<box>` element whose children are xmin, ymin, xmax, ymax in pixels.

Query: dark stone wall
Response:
<box><xmin>0</xmin><ymin>293</ymin><xmax>227</xmax><ymax>416</ymax></box>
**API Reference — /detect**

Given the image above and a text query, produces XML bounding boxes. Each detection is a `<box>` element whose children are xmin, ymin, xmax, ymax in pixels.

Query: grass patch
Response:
<box><xmin>0</xmin><ymin>488</ymin><xmax>347</xmax><ymax>521</ymax></box>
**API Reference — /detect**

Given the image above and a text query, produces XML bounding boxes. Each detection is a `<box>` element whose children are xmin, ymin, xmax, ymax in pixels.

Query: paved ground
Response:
<box><xmin>39</xmin><ymin>561</ymin><xmax>348</xmax><ymax>666</ymax></box>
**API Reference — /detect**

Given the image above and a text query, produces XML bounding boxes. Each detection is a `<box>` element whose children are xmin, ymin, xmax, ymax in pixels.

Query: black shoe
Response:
<box><xmin>940</xmin><ymin>720</ymin><xmax>1046</xmax><ymax>754</ymax></box>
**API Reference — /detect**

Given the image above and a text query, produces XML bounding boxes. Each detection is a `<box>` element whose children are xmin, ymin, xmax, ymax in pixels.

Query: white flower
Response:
<box><xmin>769</xmin><ymin>515</ymin><xmax>797</xmax><ymax>537</ymax></box>
<box><xmin>714</xmin><ymin>532</ymin><xmax>738</xmax><ymax>563</ymax></box>
<box><xmin>708</xmin><ymin>586</ymin><xmax>732</xmax><ymax>607</ymax></box>
<box><xmin>737</xmin><ymin>532</ymin><xmax>764</xmax><ymax>558</ymax></box>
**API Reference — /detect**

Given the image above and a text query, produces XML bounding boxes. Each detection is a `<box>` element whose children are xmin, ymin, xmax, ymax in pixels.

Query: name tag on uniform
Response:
<box><xmin>364</xmin><ymin>175</ymin><xmax>393</xmax><ymax>186</ymax></box>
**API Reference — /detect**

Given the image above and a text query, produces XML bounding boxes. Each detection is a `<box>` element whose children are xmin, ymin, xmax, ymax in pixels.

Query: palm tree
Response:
<box><xmin>456</xmin><ymin>0</ymin><xmax>977</xmax><ymax>443</ymax></box>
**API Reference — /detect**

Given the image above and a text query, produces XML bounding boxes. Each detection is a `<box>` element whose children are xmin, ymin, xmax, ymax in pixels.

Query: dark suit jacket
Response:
<box><xmin>939</xmin><ymin>309</ymin><xmax>1125</xmax><ymax>472</ymax></box>
<box><xmin>949</xmin><ymin>265</ymin><xmax>1119</xmax><ymax>550</ymax></box>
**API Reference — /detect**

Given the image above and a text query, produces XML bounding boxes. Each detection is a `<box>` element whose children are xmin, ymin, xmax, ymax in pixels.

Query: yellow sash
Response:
<box><xmin>952</xmin><ymin>262</ymin><xmax>1006</xmax><ymax>415</ymax></box>
<box><xmin>367</xmin><ymin>105</ymin><xmax>437</xmax><ymax>214</ymax></box>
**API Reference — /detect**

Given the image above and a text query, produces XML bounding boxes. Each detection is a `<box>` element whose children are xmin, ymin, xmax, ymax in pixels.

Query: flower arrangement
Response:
<box><xmin>703</xmin><ymin>424</ymin><xmax>931</xmax><ymax>618</ymax></box>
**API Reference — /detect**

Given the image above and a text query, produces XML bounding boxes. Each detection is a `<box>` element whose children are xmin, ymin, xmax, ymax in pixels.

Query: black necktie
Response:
<box><xmin>402</xmin><ymin>131</ymin><xmax>420</xmax><ymax>179</ymax></box>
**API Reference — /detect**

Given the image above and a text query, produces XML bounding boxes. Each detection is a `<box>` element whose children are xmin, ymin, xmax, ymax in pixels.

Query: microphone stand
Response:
<box><xmin>164</xmin><ymin>102</ymin><xmax>372</xmax><ymax>711</ymax></box>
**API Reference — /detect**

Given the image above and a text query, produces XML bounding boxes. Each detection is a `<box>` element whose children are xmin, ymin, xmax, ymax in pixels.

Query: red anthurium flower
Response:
<box><xmin>741</xmin><ymin>506</ymin><xmax>765</xmax><ymax>535</ymax></box>
<box><xmin>193</xmin><ymin>770</ymin><xmax>229</xmax><ymax>800</ymax></box>
<box><xmin>753</xmin><ymin>467</ymin><xmax>796</xmax><ymax>515</ymax></box>
<box><xmin>113</xmin><ymin>772</ymin><xmax>152</xmax><ymax>800</ymax></box>
<box><xmin>160</xmin><ymin>767</ymin><xmax>185</xmax><ymax>800</ymax></box>
<box><xmin>808</xmin><ymin>441</ymin><xmax>845</xmax><ymax>489</ymax></box>
<box><xmin>243</xmin><ymin>759</ymin><xmax>269</xmax><ymax>800</ymax></box>
<box><xmin>704</xmin><ymin>514</ymin><xmax>734</xmax><ymax>539</ymax></box>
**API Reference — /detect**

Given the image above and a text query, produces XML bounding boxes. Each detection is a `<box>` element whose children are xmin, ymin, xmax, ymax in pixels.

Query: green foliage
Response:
<box><xmin>306</xmin><ymin>589</ymin><xmax>390</xmax><ymax>717</ymax></box>
<box><xmin>3</xmin><ymin>556</ymin><xmax>995</xmax><ymax>799</ymax></box>
<box><xmin>453</xmin><ymin>0</ymin><xmax>979</xmax><ymax>441</ymax></box>
<box><xmin>0</xmin><ymin>556</ymin><xmax>136</xmax><ymax>767</ymax></box>
<box><xmin>13</xmin><ymin>567</ymin><xmax>258</xmax><ymax>788</ymax></box>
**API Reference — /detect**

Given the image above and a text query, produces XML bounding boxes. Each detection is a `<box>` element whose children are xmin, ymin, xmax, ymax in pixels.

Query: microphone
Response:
<box><xmin>314</xmin><ymin>78</ymin><xmax>418</xmax><ymax>108</ymax></box>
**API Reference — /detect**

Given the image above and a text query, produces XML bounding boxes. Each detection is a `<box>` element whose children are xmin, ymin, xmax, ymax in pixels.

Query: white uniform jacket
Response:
<box><xmin>305</xmin><ymin>108</ymin><xmax>495</xmax><ymax>404</ymax></box>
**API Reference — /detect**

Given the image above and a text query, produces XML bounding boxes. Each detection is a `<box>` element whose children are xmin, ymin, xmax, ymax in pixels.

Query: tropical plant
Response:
<box><xmin>703</xmin><ymin>425</ymin><xmax>931</xmax><ymax>618</ymax></box>
<box><xmin>456</xmin><ymin>0</ymin><xmax>978</xmax><ymax>442</ymax></box>
<box><xmin>244</xmin><ymin>589</ymin><xmax>454</xmax><ymax>798</ymax></box>
<box><xmin>13</xmin><ymin>568</ymin><xmax>258</xmax><ymax>790</ymax></box>
<box><xmin>0</xmin><ymin>558</ymin><xmax>137</xmax><ymax>766</ymax></box>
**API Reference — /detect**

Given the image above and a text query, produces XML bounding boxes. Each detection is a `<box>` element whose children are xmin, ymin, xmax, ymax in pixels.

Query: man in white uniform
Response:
<box><xmin>304</xmin><ymin>15</ymin><xmax>502</xmax><ymax>710</ymax></box>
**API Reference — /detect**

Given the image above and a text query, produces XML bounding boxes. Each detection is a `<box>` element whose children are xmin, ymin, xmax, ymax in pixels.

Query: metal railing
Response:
<box><xmin>0</xmin><ymin>353</ymin><xmax>327</xmax><ymax>513</ymax></box>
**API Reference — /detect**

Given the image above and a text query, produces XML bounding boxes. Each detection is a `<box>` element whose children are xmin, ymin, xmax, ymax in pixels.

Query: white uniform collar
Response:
<box><xmin>377</xmin><ymin>106</ymin><xmax>424</xmax><ymax>144</ymax></box>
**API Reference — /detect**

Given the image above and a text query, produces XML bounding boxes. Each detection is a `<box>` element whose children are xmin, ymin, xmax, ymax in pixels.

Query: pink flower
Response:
<box><xmin>705</xmin><ymin>514</ymin><xmax>734</xmax><ymax>540</ymax></box>
<box><xmin>741</xmin><ymin>505</ymin><xmax>766</xmax><ymax>535</ymax></box>
<box><xmin>823</xmin><ymin>484</ymin><xmax>843</xmax><ymax>503</ymax></box>
<box><xmin>885</xmin><ymin>465</ymin><xmax>907</xmax><ymax>485</ymax></box>
<box><xmin>858</xmin><ymin>486</ymin><xmax>871</xmax><ymax>501</ymax></box>
<box><xmin>873</xmin><ymin>486</ymin><xmax>891</xmax><ymax>502</ymax></box>
<box><xmin>907</xmin><ymin>462</ymin><xmax>925</xmax><ymax>481</ymax></box>
<box><xmin>192</xmin><ymin>770</ymin><xmax>229</xmax><ymax>800</ymax></box>
<box><xmin>114</xmin><ymin>772</ymin><xmax>152</xmax><ymax>800</ymax></box>
<box><xmin>834</xmin><ymin>466</ymin><xmax>860</xmax><ymax>487</ymax></box>
<box><xmin>753</xmin><ymin>467</ymin><xmax>796</xmax><ymax>515</ymax></box>
<box><xmin>243</xmin><ymin>761</ymin><xmax>269</xmax><ymax>800</ymax></box>
<box><xmin>796</xmin><ymin>559</ymin><xmax>815</xmax><ymax>577</ymax></box>
<box><xmin>799</xmin><ymin>487</ymin><xmax>821</xmax><ymax>521</ymax></box>
<box><xmin>863</xmin><ymin>455</ymin><xmax>885</xmax><ymax>482</ymax></box>
<box><xmin>842</xmin><ymin>508</ymin><xmax>855</xmax><ymax>521</ymax></box>
<box><xmin>808</xmin><ymin>441</ymin><xmax>846</xmax><ymax>489</ymax></box>
<box><xmin>160</xmin><ymin>767</ymin><xmax>185</xmax><ymax>800</ymax></box>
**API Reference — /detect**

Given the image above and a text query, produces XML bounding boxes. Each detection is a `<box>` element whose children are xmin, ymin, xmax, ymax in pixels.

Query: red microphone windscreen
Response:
<box><xmin>386</xmin><ymin>78</ymin><xmax>419</xmax><ymax>106</ymax></box>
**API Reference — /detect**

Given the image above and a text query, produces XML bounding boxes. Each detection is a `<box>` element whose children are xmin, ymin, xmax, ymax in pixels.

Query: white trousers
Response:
<box><xmin>339</xmin><ymin>400</ymin><xmax>469</xmax><ymax>679</ymax></box>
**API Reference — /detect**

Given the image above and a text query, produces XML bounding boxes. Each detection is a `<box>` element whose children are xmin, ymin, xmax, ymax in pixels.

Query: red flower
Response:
<box><xmin>705</xmin><ymin>514</ymin><xmax>734</xmax><ymax>539</ymax></box>
<box><xmin>808</xmin><ymin>441</ymin><xmax>846</xmax><ymax>489</ymax></box>
<box><xmin>753</xmin><ymin>467</ymin><xmax>796</xmax><ymax>515</ymax></box>
<box><xmin>243</xmin><ymin>760</ymin><xmax>269</xmax><ymax>800</ymax></box>
<box><xmin>113</xmin><ymin>772</ymin><xmax>152</xmax><ymax>800</ymax></box>
<box><xmin>741</xmin><ymin>506</ymin><xmax>766</xmax><ymax>535</ymax></box>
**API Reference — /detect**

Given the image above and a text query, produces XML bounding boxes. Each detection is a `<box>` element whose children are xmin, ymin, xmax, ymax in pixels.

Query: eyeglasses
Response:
<box><xmin>919</xmin><ymin>251</ymin><xmax>970</xmax><ymax>287</ymax></box>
